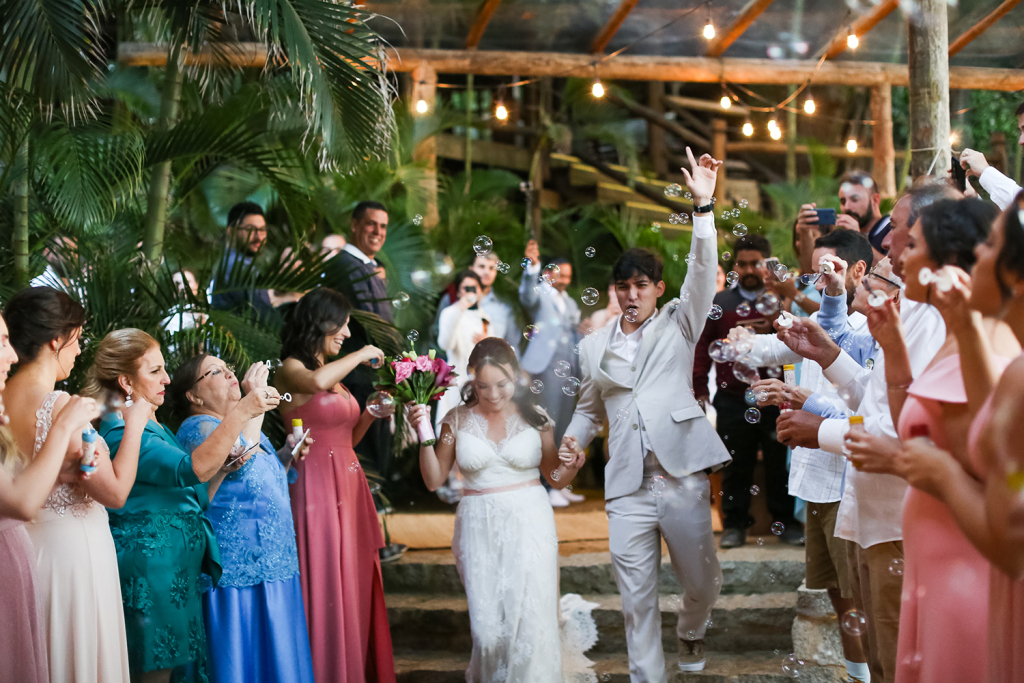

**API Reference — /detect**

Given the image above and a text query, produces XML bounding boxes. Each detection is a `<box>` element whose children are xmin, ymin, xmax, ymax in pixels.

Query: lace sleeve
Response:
<box><xmin>440</xmin><ymin>405</ymin><xmax>464</xmax><ymax>432</ymax></box>
<box><xmin>176</xmin><ymin>415</ymin><xmax>223</xmax><ymax>454</ymax></box>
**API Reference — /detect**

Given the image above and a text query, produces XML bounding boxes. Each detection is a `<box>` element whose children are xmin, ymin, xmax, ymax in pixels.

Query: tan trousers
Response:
<box><xmin>848</xmin><ymin>540</ymin><xmax>904</xmax><ymax>683</ymax></box>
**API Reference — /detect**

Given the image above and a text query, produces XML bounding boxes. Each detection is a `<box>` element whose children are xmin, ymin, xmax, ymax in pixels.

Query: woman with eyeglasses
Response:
<box><xmin>87</xmin><ymin>329</ymin><xmax>281</xmax><ymax>683</ymax></box>
<box><xmin>168</xmin><ymin>356</ymin><xmax>314</xmax><ymax>683</ymax></box>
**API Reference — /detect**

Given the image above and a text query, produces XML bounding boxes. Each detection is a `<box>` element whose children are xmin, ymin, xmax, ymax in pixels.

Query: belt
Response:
<box><xmin>462</xmin><ymin>479</ymin><xmax>542</xmax><ymax>496</ymax></box>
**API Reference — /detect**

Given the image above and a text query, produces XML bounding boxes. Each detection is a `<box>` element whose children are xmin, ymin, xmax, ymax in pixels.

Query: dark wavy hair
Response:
<box><xmin>280</xmin><ymin>288</ymin><xmax>352</xmax><ymax>371</ymax></box>
<box><xmin>996</xmin><ymin>190</ymin><xmax>1024</xmax><ymax>300</ymax></box>
<box><xmin>165</xmin><ymin>353</ymin><xmax>211</xmax><ymax>423</ymax></box>
<box><xmin>452</xmin><ymin>269</ymin><xmax>484</xmax><ymax>297</ymax></box>
<box><xmin>5</xmin><ymin>287</ymin><xmax>86</xmax><ymax>363</ymax></box>
<box><xmin>460</xmin><ymin>337</ymin><xmax>549</xmax><ymax>431</ymax></box>
<box><xmin>920</xmin><ymin>198</ymin><xmax>996</xmax><ymax>271</ymax></box>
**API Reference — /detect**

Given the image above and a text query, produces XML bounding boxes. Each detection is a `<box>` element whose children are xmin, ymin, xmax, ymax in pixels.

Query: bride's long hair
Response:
<box><xmin>460</xmin><ymin>338</ymin><xmax>549</xmax><ymax>430</ymax></box>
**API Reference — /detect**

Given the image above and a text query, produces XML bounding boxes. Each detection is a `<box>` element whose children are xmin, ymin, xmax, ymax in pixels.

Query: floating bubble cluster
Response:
<box><xmin>497</xmin><ymin>261</ymin><xmax>511</xmax><ymax>274</ymax></box>
<box><xmin>685</xmin><ymin>253</ymin><xmax>696</xmax><ymax>266</ymax></box>
<box><xmin>668</xmin><ymin>213</ymin><xmax>690</xmax><ymax>225</ymax></box>
<box><xmin>782</xmin><ymin>653</ymin><xmax>805</xmax><ymax>678</ymax></box>
<box><xmin>664</xmin><ymin>183</ymin><xmax>682</xmax><ymax>197</ymax></box>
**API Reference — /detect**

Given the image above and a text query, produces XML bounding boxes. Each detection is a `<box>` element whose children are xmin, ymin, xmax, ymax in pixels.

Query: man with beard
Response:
<box><xmin>693</xmin><ymin>234</ymin><xmax>803</xmax><ymax>548</ymax></box>
<box><xmin>211</xmin><ymin>201</ymin><xmax>275</xmax><ymax>320</ymax></box>
<box><xmin>795</xmin><ymin>171</ymin><xmax>890</xmax><ymax>270</ymax></box>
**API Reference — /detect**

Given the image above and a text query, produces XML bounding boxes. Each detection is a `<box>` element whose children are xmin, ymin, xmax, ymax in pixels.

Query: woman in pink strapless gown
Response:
<box><xmin>275</xmin><ymin>288</ymin><xmax>395</xmax><ymax>683</ymax></box>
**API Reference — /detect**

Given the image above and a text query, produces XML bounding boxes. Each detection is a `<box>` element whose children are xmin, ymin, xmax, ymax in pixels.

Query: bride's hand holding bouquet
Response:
<box><xmin>374</xmin><ymin>350</ymin><xmax>456</xmax><ymax>446</ymax></box>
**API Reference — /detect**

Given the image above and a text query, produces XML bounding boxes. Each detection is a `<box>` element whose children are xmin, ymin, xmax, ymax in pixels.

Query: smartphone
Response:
<box><xmin>815</xmin><ymin>208</ymin><xmax>837</xmax><ymax>226</ymax></box>
<box><xmin>227</xmin><ymin>440</ymin><xmax>260</xmax><ymax>469</ymax></box>
<box><xmin>290</xmin><ymin>428</ymin><xmax>312</xmax><ymax>459</ymax></box>
<box><xmin>951</xmin><ymin>155</ymin><xmax>967</xmax><ymax>192</ymax></box>
<box><xmin>763</xmin><ymin>257</ymin><xmax>780</xmax><ymax>273</ymax></box>
<box><xmin>464</xmin><ymin>285</ymin><xmax>477</xmax><ymax>293</ymax></box>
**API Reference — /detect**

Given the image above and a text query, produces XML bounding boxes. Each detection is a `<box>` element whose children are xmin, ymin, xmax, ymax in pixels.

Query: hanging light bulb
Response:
<box><xmin>592</xmin><ymin>79</ymin><xmax>605</xmax><ymax>98</ymax></box>
<box><xmin>949</xmin><ymin>129</ymin><xmax>961</xmax><ymax>148</ymax></box>
<box><xmin>803</xmin><ymin>97</ymin><xmax>816</xmax><ymax>115</ymax></box>
<box><xmin>846</xmin><ymin>138</ymin><xmax>859</xmax><ymax>153</ymax></box>
<box><xmin>742</xmin><ymin>121</ymin><xmax>754</xmax><ymax>137</ymax></box>
<box><xmin>703</xmin><ymin>17</ymin><xmax>716</xmax><ymax>40</ymax></box>
<box><xmin>415</xmin><ymin>99</ymin><xmax>428</xmax><ymax>115</ymax></box>
<box><xmin>770</xmin><ymin>126</ymin><xmax>783</xmax><ymax>141</ymax></box>
<box><xmin>720</xmin><ymin>95</ymin><xmax>732</xmax><ymax>110</ymax></box>
<box><xmin>847</xmin><ymin>32</ymin><xmax>859</xmax><ymax>50</ymax></box>
<box><xmin>495</xmin><ymin>102</ymin><xmax>508</xmax><ymax>121</ymax></box>
<box><xmin>767</xmin><ymin>117</ymin><xmax>779</xmax><ymax>132</ymax></box>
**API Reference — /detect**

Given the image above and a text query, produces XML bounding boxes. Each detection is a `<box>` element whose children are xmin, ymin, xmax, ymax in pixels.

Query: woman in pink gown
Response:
<box><xmin>275</xmin><ymin>288</ymin><xmax>395</xmax><ymax>683</ymax></box>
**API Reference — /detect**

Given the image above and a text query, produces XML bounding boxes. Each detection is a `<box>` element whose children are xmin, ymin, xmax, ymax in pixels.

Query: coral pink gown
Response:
<box><xmin>895</xmin><ymin>354</ymin><xmax>999</xmax><ymax>683</ymax></box>
<box><xmin>288</xmin><ymin>389</ymin><xmax>395</xmax><ymax>683</ymax></box>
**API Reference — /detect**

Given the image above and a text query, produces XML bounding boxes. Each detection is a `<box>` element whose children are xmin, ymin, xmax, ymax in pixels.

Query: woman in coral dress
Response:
<box><xmin>275</xmin><ymin>287</ymin><xmax>394</xmax><ymax>683</ymax></box>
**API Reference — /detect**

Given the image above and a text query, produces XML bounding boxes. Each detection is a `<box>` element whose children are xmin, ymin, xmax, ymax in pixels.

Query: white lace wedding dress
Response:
<box><xmin>441</xmin><ymin>405</ymin><xmax>599</xmax><ymax>683</ymax></box>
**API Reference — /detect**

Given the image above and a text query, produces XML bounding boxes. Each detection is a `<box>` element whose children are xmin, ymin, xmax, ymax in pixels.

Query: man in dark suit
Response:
<box><xmin>211</xmin><ymin>202</ymin><xmax>276</xmax><ymax>320</ymax></box>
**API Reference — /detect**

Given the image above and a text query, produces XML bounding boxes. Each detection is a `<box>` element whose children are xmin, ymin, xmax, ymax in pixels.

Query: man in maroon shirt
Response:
<box><xmin>693</xmin><ymin>234</ymin><xmax>802</xmax><ymax>548</ymax></box>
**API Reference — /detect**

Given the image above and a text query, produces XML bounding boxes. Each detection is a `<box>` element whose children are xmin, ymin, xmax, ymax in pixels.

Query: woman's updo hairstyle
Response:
<box><xmin>996</xmin><ymin>190</ymin><xmax>1024</xmax><ymax>299</ymax></box>
<box><xmin>919</xmin><ymin>197</ymin><xmax>997</xmax><ymax>271</ymax></box>
<box><xmin>4</xmin><ymin>287</ymin><xmax>86</xmax><ymax>363</ymax></box>
<box><xmin>82</xmin><ymin>329</ymin><xmax>158</xmax><ymax>399</ymax></box>
<box><xmin>280</xmin><ymin>287</ymin><xmax>352</xmax><ymax>371</ymax></box>
<box><xmin>453</xmin><ymin>269</ymin><xmax>484</xmax><ymax>297</ymax></box>
<box><xmin>461</xmin><ymin>337</ymin><xmax>549</xmax><ymax>430</ymax></box>
<box><xmin>165</xmin><ymin>353</ymin><xmax>211</xmax><ymax>423</ymax></box>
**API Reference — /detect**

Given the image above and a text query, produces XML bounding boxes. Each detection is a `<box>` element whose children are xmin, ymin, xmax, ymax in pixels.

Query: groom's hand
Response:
<box><xmin>559</xmin><ymin>435</ymin><xmax>586</xmax><ymax>470</ymax></box>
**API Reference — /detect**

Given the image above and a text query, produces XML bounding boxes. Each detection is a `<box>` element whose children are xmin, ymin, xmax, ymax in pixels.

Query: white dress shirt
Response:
<box><xmin>979</xmin><ymin>166</ymin><xmax>1023</xmax><ymax>211</ymax></box>
<box><xmin>343</xmin><ymin>242</ymin><xmax>377</xmax><ymax>266</ymax></box>
<box><xmin>604</xmin><ymin>315</ymin><xmax>657</xmax><ymax>454</ymax></box>
<box><xmin>817</xmin><ymin>300</ymin><xmax>946</xmax><ymax>547</ymax></box>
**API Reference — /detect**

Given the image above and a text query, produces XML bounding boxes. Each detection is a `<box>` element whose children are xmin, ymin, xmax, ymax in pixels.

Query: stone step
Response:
<box><xmin>383</xmin><ymin>543</ymin><xmax>804</xmax><ymax>597</ymax></box>
<box><xmin>387</xmin><ymin>592</ymin><xmax>797</xmax><ymax>655</ymax></box>
<box><xmin>394</xmin><ymin>650</ymin><xmax>845</xmax><ymax>683</ymax></box>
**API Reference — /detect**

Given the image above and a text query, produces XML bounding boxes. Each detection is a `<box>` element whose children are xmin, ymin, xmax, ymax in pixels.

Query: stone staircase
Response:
<box><xmin>384</xmin><ymin>542</ymin><xmax>847</xmax><ymax>682</ymax></box>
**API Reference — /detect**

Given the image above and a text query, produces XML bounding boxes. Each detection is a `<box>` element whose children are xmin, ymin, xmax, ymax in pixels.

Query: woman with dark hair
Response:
<box><xmin>272</xmin><ymin>287</ymin><xmax>393</xmax><ymax>683</ymax></box>
<box><xmin>843</xmin><ymin>197</ymin><xmax>1021</xmax><ymax>683</ymax></box>
<box><xmin>170</xmin><ymin>356</ymin><xmax>314</xmax><ymax>683</ymax></box>
<box><xmin>0</xmin><ymin>309</ymin><xmax>100</xmax><ymax>683</ymax></box>
<box><xmin>3</xmin><ymin>287</ymin><xmax>150</xmax><ymax>683</ymax></box>
<box><xmin>87</xmin><ymin>329</ymin><xmax>280</xmax><ymax>683</ymax></box>
<box><xmin>408</xmin><ymin>337</ymin><xmax>594</xmax><ymax>682</ymax></box>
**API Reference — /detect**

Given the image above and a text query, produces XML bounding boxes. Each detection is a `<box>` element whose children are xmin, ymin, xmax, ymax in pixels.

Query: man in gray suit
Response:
<box><xmin>563</xmin><ymin>149</ymin><xmax>730</xmax><ymax>680</ymax></box>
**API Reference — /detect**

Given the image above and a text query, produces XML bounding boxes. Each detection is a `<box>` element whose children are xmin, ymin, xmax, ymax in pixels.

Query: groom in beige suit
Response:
<box><xmin>563</xmin><ymin>149</ymin><xmax>731</xmax><ymax>681</ymax></box>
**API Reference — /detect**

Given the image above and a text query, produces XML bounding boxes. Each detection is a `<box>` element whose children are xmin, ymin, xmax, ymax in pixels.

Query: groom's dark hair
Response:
<box><xmin>613</xmin><ymin>248</ymin><xmax>663</xmax><ymax>284</ymax></box>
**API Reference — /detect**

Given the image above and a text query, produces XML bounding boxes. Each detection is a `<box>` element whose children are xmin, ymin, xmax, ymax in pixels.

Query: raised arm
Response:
<box><xmin>518</xmin><ymin>240</ymin><xmax>543</xmax><ymax>311</ymax></box>
<box><xmin>275</xmin><ymin>347</ymin><xmax>385</xmax><ymax>397</ymax></box>
<box><xmin>75</xmin><ymin>396</ymin><xmax>151</xmax><ymax>508</ymax></box>
<box><xmin>409</xmin><ymin>404</ymin><xmax>456</xmax><ymax>491</ymax></box>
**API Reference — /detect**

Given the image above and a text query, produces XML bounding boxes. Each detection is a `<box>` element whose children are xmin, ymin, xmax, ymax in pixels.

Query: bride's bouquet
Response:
<box><xmin>374</xmin><ymin>350</ymin><xmax>457</xmax><ymax>446</ymax></box>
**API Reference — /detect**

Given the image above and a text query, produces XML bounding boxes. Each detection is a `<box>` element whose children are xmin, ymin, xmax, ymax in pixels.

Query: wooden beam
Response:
<box><xmin>648</xmin><ymin>82</ymin><xmax>669</xmax><ymax>177</ymax></box>
<box><xmin>712</xmin><ymin>119</ymin><xmax>728</xmax><ymax>205</ymax></box>
<box><xmin>574</xmin><ymin>150</ymin><xmax>694</xmax><ymax>214</ymax></box>
<box><xmin>823</xmin><ymin>0</ymin><xmax>900</xmax><ymax>60</ymax></box>
<box><xmin>724</xmin><ymin>140</ymin><xmax>908</xmax><ymax>159</ymax></box>
<box><xmin>590</xmin><ymin>0</ymin><xmax>641</xmax><ymax>54</ymax></box>
<box><xmin>665</xmin><ymin>94</ymin><xmax>751</xmax><ymax>116</ymax></box>
<box><xmin>411</xmin><ymin>64</ymin><xmax>439</xmax><ymax>228</ymax></box>
<box><xmin>706</xmin><ymin>0</ymin><xmax>776</xmax><ymax>58</ymax></box>
<box><xmin>116</xmin><ymin>44</ymin><xmax>1024</xmax><ymax>92</ymax></box>
<box><xmin>949</xmin><ymin>0</ymin><xmax>1023</xmax><ymax>57</ymax></box>
<box><xmin>909</xmin><ymin>0</ymin><xmax>951</xmax><ymax>177</ymax></box>
<box><xmin>465</xmin><ymin>0</ymin><xmax>503</xmax><ymax>50</ymax></box>
<box><xmin>606</xmin><ymin>92</ymin><xmax>711</xmax><ymax>149</ymax></box>
<box><xmin>118</xmin><ymin>41</ymin><xmax>268</xmax><ymax>67</ymax></box>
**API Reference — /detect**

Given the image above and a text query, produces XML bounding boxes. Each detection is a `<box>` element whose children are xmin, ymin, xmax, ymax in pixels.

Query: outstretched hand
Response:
<box><xmin>928</xmin><ymin>266</ymin><xmax>974</xmax><ymax>333</ymax></box>
<box><xmin>775</xmin><ymin>317</ymin><xmax>841</xmax><ymax>367</ymax></box>
<box><xmin>680</xmin><ymin>147</ymin><xmax>722</xmax><ymax>209</ymax></box>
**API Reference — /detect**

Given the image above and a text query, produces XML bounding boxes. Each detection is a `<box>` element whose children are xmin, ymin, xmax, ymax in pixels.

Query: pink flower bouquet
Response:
<box><xmin>375</xmin><ymin>350</ymin><xmax>457</xmax><ymax>446</ymax></box>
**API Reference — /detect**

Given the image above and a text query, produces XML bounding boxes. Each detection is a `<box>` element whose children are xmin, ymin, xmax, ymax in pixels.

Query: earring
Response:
<box><xmin>125</xmin><ymin>392</ymin><xmax>134</xmax><ymax>408</ymax></box>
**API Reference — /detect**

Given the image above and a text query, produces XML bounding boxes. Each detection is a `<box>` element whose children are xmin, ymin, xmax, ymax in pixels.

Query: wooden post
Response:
<box><xmin>908</xmin><ymin>0</ymin><xmax>951</xmax><ymax>178</ymax></box>
<box><xmin>871</xmin><ymin>83</ymin><xmax>897</xmax><ymax>198</ymax></box>
<box><xmin>786</xmin><ymin>86</ymin><xmax>797</xmax><ymax>183</ymax></box>
<box><xmin>648</xmin><ymin>82</ymin><xmax>668</xmax><ymax>177</ymax></box>
<box><xmin>411</xmin><ymin>64</ymin><xmax>439</xmax><ymax>228</ymax></box>
<box><xmin>465</xmin><ymin>73</ymin><xmax>474</xmax><ymax>194</ymax></box>
<box><xmin>712</xmin><ymin>119</ymin><xmax>728</xmax><ymax>205</ymax></box>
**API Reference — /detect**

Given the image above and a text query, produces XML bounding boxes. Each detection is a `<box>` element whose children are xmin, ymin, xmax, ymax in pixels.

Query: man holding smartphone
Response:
<box><xmin>795</xmin><ymin>171</ymin><xmax>890</xmax><ymax>271</ymax></box>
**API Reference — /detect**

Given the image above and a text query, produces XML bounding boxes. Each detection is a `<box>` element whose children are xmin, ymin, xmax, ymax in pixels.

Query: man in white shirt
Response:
<box><xmin>958</xmin><ymin>100</ymin><xmax>1023</xmax><ymax>211</ymax></box>
<box><xmin>433</xmin><ymin>251</ymin><xmax>521</xmax><ymax>352</ymax></box>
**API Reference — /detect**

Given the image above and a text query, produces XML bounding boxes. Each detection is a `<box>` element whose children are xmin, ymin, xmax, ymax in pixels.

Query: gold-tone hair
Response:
<box><xmin>82</xmin><ymin>329</ymin><xmax>158</xmax><ymax>399</ymax></box>
<box><xmin>0</xmin><ymin>424</ymin><xmax>26</xmax><ymax>473</ymax></box>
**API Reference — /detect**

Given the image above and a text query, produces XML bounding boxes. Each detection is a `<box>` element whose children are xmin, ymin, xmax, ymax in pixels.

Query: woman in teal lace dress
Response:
<box><xmin>170</xmin><ymin>354</ymin><xmax>314</xmax><ymax>683</ymax></box>
<box><xmin>87</xmin><ymin>330</ymin><xmax>282</xmax><ymax>683</ymax></box>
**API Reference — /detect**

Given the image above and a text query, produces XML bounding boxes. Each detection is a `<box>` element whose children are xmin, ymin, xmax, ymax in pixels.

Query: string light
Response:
<box><xmin>769</xmin><ymin>126</ymin><xmax>782</xmax><ymax>141</ymax></box>
<box><xmin>415</xmin><ymin>99</ymin><xmax>428</xmax><ymax>115</ymax></box>
<box><xmin>846</xmin><ymin>138</ymin><xmax>858</xmax><ymax>153</ymax></box>
<box><xmin>495</xmin><ymin>102</ymin><xmax>508</xmax><ymax>121</ymax></box>
<box><xmin>949</xmin><ymin>129</ymin><xmax>961</xmax><ymax>148</ymax></box>
<box><xmin>803</xmin><ymin>97</ymin><xmax>816</xmax><ymax>115</ymax></box>
<box><xmin>720</xmin><ymin>95</ymin><xmax>732</xmax><ymax>110</ymax></box>
<box><xmin>767</xmin><ymin>117</ymin><xmax>779</xmax><ymax>132</ymax></box>
<box><xmin>742</xmin><ymin>121</ymin><xmax>754</xmax><ymax>137</ymax></box>
<box><xmin>703</xmin><ymin>11</ymin><xmax>716</xmax><ymax>40</ymax></box>
<box><xmin>591</xmin><ymin>79</ymin><xmax>605</xmax><ymax>98</ymax></box>
<box><xmin>847</xmin><ymin>31</ymin><xmax>859</xmax><ymax>50</ymax></box>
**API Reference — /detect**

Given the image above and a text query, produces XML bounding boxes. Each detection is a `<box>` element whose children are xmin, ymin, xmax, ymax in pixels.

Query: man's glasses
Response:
<box><xmin>195</xmin><ymin>365</ymin><xmax>235</xmax><ymax>385</ymax></box>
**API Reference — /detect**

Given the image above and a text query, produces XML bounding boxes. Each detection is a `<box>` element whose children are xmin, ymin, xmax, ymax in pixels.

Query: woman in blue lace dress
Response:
<box><xmin>170</xmin><ymin>354</ymin><xmax>314</xmax><ymax>683</ymax></box>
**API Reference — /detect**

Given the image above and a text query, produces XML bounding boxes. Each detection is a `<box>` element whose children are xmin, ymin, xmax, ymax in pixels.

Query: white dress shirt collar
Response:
<box><xmin>343</xmin><ymin>243</ymin><xmax>376</xmax><ymax>266</ymax></box>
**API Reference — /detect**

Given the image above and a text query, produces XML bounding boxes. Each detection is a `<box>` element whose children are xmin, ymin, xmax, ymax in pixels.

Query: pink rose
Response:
<box><xmin>415</xmin><ymin>355</ymin><xmax>433</xmax><ymax>373</ymax></box>
<box><xmin>394</xmin><ymin>360</ymin><xmax>415</xmax><ymax>384</ymax></box>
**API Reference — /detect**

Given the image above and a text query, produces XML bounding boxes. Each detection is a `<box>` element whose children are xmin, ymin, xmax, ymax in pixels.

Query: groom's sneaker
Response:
<box><xmin>677</xmin><ymin>637</ymin><xmax>706</xmax><ymax>672</ymax></box>
<box><xmin>720</xmin><ymin>528</ymin><xmax>746</xmax><ymax>548</ymax></box>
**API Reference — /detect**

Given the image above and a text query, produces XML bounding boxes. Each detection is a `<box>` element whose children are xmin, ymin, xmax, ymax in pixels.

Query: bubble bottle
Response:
<box><xmin>780</xmin><ymin>364</ymin><xmax>796</xmax><ymax>412</ymax></box>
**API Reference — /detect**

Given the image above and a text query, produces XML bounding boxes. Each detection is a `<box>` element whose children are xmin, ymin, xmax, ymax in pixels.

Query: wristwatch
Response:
<box><xmin>693</xmin><ymin>202</ymin><xmax>714</xmax><ymax>214</ymax></box>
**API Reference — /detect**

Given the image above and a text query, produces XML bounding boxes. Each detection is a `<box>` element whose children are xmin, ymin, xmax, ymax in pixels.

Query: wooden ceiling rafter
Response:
<box><xmin>590</xmin><ymin>0</ymin><xmax>641</xmax><ymax>54</ymax></box>
<box><xmin>705</xmin><ymin>0</ymin><xmax>776</xmax><ymax>58</ymax></box>
<box><xmin>823</xmin><ymin>0</ymin><xmax>900</xmax><ymax>60</ymax></box>
<box><xmin>948</xmin><ymin>0</ymin><xmax>1023</xmax><ymax>57</ymax></box>
<box><xmin>465</xmin><ymin>0</ymin><xmax>504</xmax><ymax>50</ymax></box>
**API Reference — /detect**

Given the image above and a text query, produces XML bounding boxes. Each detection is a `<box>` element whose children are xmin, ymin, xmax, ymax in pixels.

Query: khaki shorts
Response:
<box><xmin>804</xmin><ymin>500</ymin><xmax>852</xmax><ymax>597</ymax></box>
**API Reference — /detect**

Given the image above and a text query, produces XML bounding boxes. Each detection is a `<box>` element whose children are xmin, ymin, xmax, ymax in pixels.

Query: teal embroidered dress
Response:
<box><xmin>101</xmin><ymin>415</ymin><xmax>221</xmax><ymax>678</ymax></box>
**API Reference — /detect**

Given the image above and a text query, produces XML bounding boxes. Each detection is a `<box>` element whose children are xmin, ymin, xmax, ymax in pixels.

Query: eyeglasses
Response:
<box><xmin>868</xmin><ymin>272</ymin><xmax>902</xmax><ymax>289</ymax></box>
<box><xmin>195</xmin><ymin>364</ymin><xmax>235</xmax><ymax>385</ymax></box>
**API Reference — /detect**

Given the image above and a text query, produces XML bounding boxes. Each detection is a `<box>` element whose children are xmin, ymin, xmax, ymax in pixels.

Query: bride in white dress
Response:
<box><xmin>409</xmin><ymin>337</ymin><xmax>598</xmax><ymax>682</ymax></box>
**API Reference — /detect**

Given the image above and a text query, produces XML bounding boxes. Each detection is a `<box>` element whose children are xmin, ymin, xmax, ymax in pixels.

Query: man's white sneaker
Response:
<box><xmin>561</xmin><ymin>489</ymin><xmax>586</xmax><ymax>503</ymax></box>
<box><xmin>548</xmin><ymin>489</ymin><xmax>570</xmax><ymax>508</ymax></box>
<box><xmin>677</xmin><ymin>638</ymin><xmax>706</xmax><ymax>672</ymax></box>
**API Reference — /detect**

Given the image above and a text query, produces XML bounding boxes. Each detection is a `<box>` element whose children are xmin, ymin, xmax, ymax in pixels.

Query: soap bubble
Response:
<box><xmin>441</xmin><ymin>432</ymin><xmax>455</xmax><ymax>445</ymax></box>
<box><xmin>725</xmin><ymin>271</ymin><xmax>739</xmax><ymax>287</ymax></box>
<box><xmin>562</xmin><ymin>377</ymin><xmax>581</xmax><ymax>396</ymax></box>
<box><xmin>412</xmin><ymin>214</ymin><xmax>423</xmax><ymax>226</ymax></box>
<box><xmin>736</xmin><ymin>302</ymin><xmax>752</xmax><ymax>317</ymax></box>
<box><xmin>841</xmin><ymin>609</ymin><xmax>868</xmax><ymax>637</ymax></box>
<box><xmin>664</xmin><ymin>183</ymin><xmax>682</xmax><ymax>197</ymax></box>
<box><xmin>757</xmin><ymin>389</ymin><xmax>769</xmax><ymax>402</ymax></box>
<box><xmin>585</xmin><ymin>246</ymin><xmax>596</xmax><ymax>258</ymax></box>
<box><xmin>782</xmin><ymin>653</ymin><xmax>804</xmax><ymax>678</ymax></box>
<box><xmin>774</xmin><ymin>263</ymin><xmax>790</xmax><ymax>282</ymax></box>
<box><xmin>616</xmin><ymin>407</ymin><xmax>629</xmax><ymax>421</ymax></box>
<box><xmin>647</xmin><ymin>475</ymin><xmax>667</xmax><ymax>497</ymax></box>
<box><xmin>889</xmin><ymin>558</ymin><xmax>904</xmax><ymax>576</ymax></box>
<box><xmin>392</xmin><ymin>292</ymin><xmax>410</xmax><ymax>309</ymax></box>
<box><xmin>721</xmin><ymin>251</ymin><xmax>731</xmax><ymax>261</ymax></box>
<box><xmin>684</xmin><ymin>191</ymin><xmax>693</xmax><ymax>201</ymax></box>
<box><xmin>708</xmin><ymin>304</ymin><xmax>723</xmax><ymax>320</ymax></box>
<box><xmin>733</xmin><ymin>223</ymin><xmax>748</xmax><ymax>237</ymax></box>
<box><xmin>771</xmin><ymin>521</ymin><xmax>785</xmax><ymax>535</ymax></box>
<box><xmin>624</xmin><ymin>308</ymin><xmax>639</xmax><ymax>323</ymax></box>
<box><xmin>581</xmin><ymin>287</ymin><xmax>600</xmax><ymax>306</ymax></box>
<box><xmin>732</xmin><ymin>359</ymin><xmax>760</xmax><ymax>385</ymax></box>
<box><xmin>473</xmin><ymin>235</ymin><xmax>493</xmax><ymax>254</ymax></box>
<box><xmin>745</xmin><ymin>407</ymin><xmax>762</xmax><ymax>423</ymax></box>
<box><xmin>542</xmin><ymin>264</ymin><xmax>561</xmax><ymax>284</ymax></box>
<box><xmin>755</xmin><ymin>292</ymin><xmax>780</xmax><ymax>316</ymax></box>
<box><xmin>798</xmin><ymin>272</ymin><xmax>820</xmax><ymax>286</ymax></box>
<box><xmin>767</xmin><ymin>366</ymin><xmax>781</xmax><ymax>378</ymax></box>
<box><xmin>366</xmin><ymin>392</ymin><xmax>396</xmax><ymax>418</ymax></box>
<box><xmin>708</xmin><ymin>339</ymin><xmax>737</xmax><ymax>364</ymax></box>
<box><xmin>497</xmin><ymin>261</ymin><xmax>510</xmax><ymax>274</ymax></box>
<box><xmin>745</xmin><ymin>388</ymin><xmax>757</xmax><ymax>405</ymax></box>
<box><xmin>650</xmin><ymin>222</ymin><xmax>661</xmax><ymax>233</ymax></box>
<box><xmin>685</xmin><ymin>253</ymin><xmax>696</xmax><ymax>266</ymax></box>
<box><xmin>554</xmin><ymin>360</ymin><xmax>572</xmax><ymax>378</ymax></box>
<box><xmin>739</xmin><ymin>199</ymin><xmax>749</xmax><ymax>208</ymax></box>
<box><xmin>868</xmin><ymin>291</ymin><xmax>888</xmax><ymax>308</ymax></box>
<box><xmin>531</xmin><ymin>380</ymin><xmax>544</xmax><ymax>394</ymax></box>
<box><xmin>407</xmin><ymin>330</ymin><xmax>419</xmax><ymax>343</ymax></box>
<box><xmin>750</xmin><ymin>485</ymin><xmax>760</xmax><ymax>495</ymax></box>
<box><xmin>521</xmin><ymin>258</ymin><xmax>532</xmax><ymax>270</ymax></box>
<box><xmin>524</xmin><ymin>325</ymin><xmax>539</xmax><ymax>341</ymax></box>
<box><xmin>551</xmin><ymin>469</ymin><xmax>561</xmax><ymax>482</ymax></box>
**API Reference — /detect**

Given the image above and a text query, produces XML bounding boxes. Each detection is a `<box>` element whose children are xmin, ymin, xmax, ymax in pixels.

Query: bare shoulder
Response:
<box><xmin>984</xmin><ymin>318</ymin><xmax>1023</xmax><ymax>357</ymax></box>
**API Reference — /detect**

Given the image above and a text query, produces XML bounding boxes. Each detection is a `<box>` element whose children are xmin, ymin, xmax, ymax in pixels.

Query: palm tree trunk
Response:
<box><xmin>142</xmin><ymin>42</ymin><xmax>184</xmax><ymax>263</ymax></box>
<box><xmin>13</xmin><ymin>138</ymin><xmax>29</xmax><ymax>288</ymax></box>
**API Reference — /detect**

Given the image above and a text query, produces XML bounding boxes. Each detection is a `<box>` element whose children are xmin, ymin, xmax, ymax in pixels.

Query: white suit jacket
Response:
<box><xmin>565</xmin><ymin>215</ymin><xmax>731</xmax><ymax>500</ymax></box>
